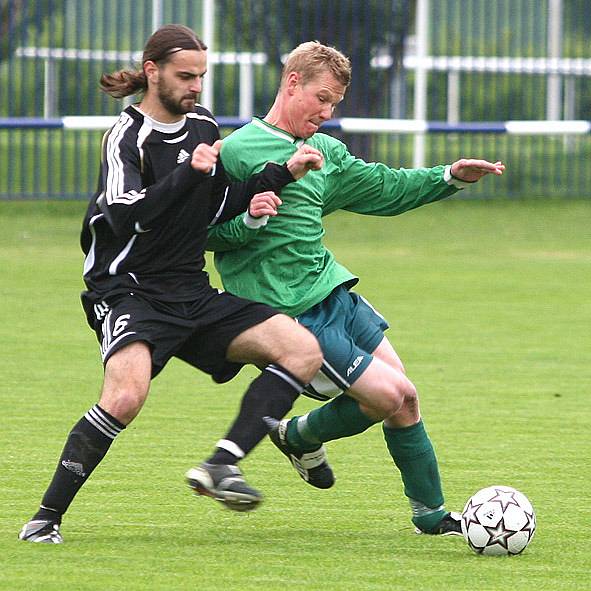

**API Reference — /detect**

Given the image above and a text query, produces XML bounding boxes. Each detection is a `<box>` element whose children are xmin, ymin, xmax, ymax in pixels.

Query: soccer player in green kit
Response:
<box><xmin>207</xmin><ymin>41</ymin><xmax>505</xmax><ymax>535</ymax></box>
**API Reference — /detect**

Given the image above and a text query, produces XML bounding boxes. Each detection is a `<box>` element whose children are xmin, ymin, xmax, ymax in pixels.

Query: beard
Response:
<box><xmin>157</xmin><ymin>80</ymin><xmax>196</xmax><ymax>116</ymax></box>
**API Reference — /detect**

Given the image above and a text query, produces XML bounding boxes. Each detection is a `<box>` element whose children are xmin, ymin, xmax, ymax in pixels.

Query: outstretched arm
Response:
<box><xmin>326</xmin><ymin>139</ymin><xmax>506</xmax><ymax>217</ymax></box>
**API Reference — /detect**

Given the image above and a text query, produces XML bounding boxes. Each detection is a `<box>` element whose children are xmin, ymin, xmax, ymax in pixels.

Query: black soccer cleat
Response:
<box><xmin>266</xmin><ymin>417</ymin><xmax>335</xmax><ymax>489</ymax></box>
<box><xmin>186</xmin><ymin>462</ymin><xmax>262</xmax><ymax>512</ymax></box>
<box><xmin>19</xmin><ymin>519</ymin><xmax>63</xmax><ymax>544</ymax></box>
<box><xmin>414</xmin><ymin>511</ymin><xmax>462</xmax><ymax>536</ymax></box>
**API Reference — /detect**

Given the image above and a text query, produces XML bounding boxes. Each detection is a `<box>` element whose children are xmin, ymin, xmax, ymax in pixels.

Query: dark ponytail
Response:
<box><xmin>100</xmin><ymin>24</ymin><xmax>207</xmax><ymax>98</ymax></box>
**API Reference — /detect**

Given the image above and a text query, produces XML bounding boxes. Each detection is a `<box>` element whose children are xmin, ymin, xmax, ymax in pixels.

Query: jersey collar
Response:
<box><xmin>252</xmin><ymin>117</ymin><xmax>306</xmax><ymax>147</ymax></box>
<box><xmin>132</xmin><ymin>105</ymin><xmax>186</xmax><ymax>134</ymax></box>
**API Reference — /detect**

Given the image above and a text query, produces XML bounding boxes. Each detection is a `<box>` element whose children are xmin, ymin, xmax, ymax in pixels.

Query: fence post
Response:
<box><xmin>201</xmin><ymin>0</ymin><xmax>215</xmax><ymax>112</ymax></box>
<box><xmin>152</xmin><ymin>0</ymin><xmax>162</xmax><ymax>31</ymax></box>
<box><xmin>43</xmin><ymin>59</ymin><xmax>57</xmax><ymax>118</ymax></box>
<box><xmin>546</xmin><ymin>0</ymin><xmax>563</xmax><ymax>120</ymax></box>
<box><xmin>413</xmin><ymin>0</ymin><xmax>429</xmax><ymax>168</ymax></box>
<box><xmin>447</xmin><ymin>70</ymin><xmax>460</xmax><ymax>124</ymax></box>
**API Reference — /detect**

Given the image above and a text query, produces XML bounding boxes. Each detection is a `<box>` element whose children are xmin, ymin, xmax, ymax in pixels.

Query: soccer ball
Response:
<box><xmin>461</xmin><ymin>485</ymin><xmax>536</xmax><ymax>556</ymax></box>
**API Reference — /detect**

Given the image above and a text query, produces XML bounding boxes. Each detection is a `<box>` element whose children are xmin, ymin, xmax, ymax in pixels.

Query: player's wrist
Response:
<box><xmin>444</xmin><ymin>164</ymin><xmax>476</xmax><ymax>189</ymax></box>
<box><xmin>243</xmin><ymin>212</ymin><xmax>269</xmax><ymax>228</ymax></box>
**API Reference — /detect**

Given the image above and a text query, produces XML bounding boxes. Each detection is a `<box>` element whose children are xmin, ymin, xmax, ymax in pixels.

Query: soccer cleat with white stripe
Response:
<box><xmin>186</xmin><ymin>463</ymin><xmax>262</xmax><ymax>512</ymax></box>
<box><xmin>266</xmin><ymin>417</ymin><xmax>335</xmax><ymax>489</ymax></box>
<box><xmin>414</xmin><ymin>511</ymin><xmax>462</xmax><ymax>536</ymax></box>
<box><xmin>19</xmin><ymin>519</ymin><xmax>63</xmax><ymax>544</ymax></box>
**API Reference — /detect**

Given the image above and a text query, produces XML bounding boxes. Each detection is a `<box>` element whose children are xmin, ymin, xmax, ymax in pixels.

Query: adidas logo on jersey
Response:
<box><xmin>177</xmin><ymin>149</ymin><xmax>190</xmax><ymax>164</ymax></box>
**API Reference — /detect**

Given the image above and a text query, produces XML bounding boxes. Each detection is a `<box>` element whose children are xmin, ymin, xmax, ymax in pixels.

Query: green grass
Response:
<box><xmin>1</xmin><ymin>199</ymin><xmax>590</xmax><ymax>590</ymax></box>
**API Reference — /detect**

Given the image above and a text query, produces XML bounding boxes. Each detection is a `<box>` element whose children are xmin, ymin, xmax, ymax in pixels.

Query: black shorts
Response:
<box><xmin>81</xmin><ymin>288</ymin><xmax>279</xmax><ymax>382</ymax></box>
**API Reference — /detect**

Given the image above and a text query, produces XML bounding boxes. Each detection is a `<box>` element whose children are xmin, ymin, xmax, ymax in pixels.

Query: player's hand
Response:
<box><xmin>450</xmin><ymin>159</ymin><xmax>505</xmax><ymax>183</ymax></box>
<box><xmin>286</xmin><ymin>145</ymin><xmax>324</xmax><ymax>180</ymax></box>
<box><xmin>191</xmin><ymin>139</ymin><xmax>223</xmax><ymax>174</ymax></box>
<box><xmin>249</xmin><ymin>191</ymin><xmax>282</xmax><ymax>218</ymax></box>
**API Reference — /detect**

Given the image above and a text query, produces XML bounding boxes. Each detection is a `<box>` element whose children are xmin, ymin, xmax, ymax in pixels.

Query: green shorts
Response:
<box><xmin>297</xmin><ymin>285</ymin><xmax>389</xmax><ymax>401</ymax></box>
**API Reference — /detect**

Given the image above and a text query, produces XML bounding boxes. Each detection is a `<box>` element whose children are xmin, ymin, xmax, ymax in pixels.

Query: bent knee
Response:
<box><xmin>99</xmin><ymin>386</ymin><xmax>148</xmax><ymax>425</ymax></box>
<box><xmin>373</xmin><ymin>378</ymin><xmax>417</xmax><ymax>418</ymax></box>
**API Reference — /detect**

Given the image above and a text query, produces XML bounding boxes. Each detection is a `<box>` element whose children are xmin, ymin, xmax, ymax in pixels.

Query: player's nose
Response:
<box><xmin>319</xmin><ymin>104</ymin><xmax>333</xmax><ymax>121</ymax></box>
<box><xmin>189</xmin><ymin>78</ymin><xmax>202</xmax><ymax>93</ymax></box>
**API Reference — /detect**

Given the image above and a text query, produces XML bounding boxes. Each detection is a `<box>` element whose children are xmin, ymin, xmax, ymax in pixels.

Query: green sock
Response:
<box><xmin>287</xmin><ymin>394</ymin><xmax>377</xmax><ymax>452</ymax></box>
<box><xmin>383</xmin><ymin>420</ymin><xmax>446</xmax><ymax>532</ymax></box>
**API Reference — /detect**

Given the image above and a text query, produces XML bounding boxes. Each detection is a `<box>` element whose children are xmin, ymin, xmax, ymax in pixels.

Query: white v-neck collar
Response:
<box><xmin>252</xmin><ymin>118</ymin><xmax>305</xmax><ymax>147</ymax></box>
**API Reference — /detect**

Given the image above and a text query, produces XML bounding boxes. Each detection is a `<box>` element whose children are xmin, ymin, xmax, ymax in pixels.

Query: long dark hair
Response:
<box><xmin>100</xmin><ymin>24</ymin><xmax>207</xmax><ymax>98</ymax></box>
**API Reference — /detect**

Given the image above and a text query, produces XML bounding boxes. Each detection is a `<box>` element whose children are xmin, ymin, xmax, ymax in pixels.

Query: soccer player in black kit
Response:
<box><xmin>19</xmin><ymin>24</ymin><xmax>324</xmax><ymax>544</ymax></box>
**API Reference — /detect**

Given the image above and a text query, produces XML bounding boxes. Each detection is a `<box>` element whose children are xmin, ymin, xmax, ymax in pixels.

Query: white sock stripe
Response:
<box><xmin>84</xmin><ymin>406</ymin><xmax>122</xmax><ymax>439</ymax></box>
<box><xmin>84</xmin><ymin>415</ymin><xmax>117</xmax><ymax>439</ymax></box>
<box><xmin>88</xmin><ymin>405</ymin><xmax>123</xmax><ymax>434</ymax></box>
<box><xmin>216</xmin><ymin>439</ymin><xmax>245</xmax><ymax>459</ymax></box>
<box><xmin>296</xmin><ymin>414</ymin><xmax>321</xmax><ymax>444</ymax></box>
<box><xmin>265</xmin><ymin>364</ymin><xmax>304</xmax><ymax>393</ymax></box>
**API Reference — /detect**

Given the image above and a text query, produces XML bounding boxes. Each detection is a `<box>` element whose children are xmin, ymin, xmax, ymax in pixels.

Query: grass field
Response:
<box><xmin>1</xmin><ymin>198</ymin><xmax>590</xmax><ymax>590</ymax></box>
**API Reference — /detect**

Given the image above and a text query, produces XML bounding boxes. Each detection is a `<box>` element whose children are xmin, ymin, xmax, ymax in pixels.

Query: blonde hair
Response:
<box><xmin>281</xmin><ymin>41</ymin><xmax>351</xmax><ymax>88</ymax></box>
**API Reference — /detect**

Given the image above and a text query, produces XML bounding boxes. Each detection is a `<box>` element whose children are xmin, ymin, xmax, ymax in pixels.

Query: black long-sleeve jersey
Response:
<box><xmin>81</xmin><ymin>104</ymin><xmax>293</xmax><ymax>302</ymax></box>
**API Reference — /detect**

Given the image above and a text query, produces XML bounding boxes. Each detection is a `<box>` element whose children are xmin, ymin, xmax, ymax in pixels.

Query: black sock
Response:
<box><xmin>33</xmin><ymin>404</ymin><xmax>125</xmax><ymax>522</ymax></box>
<box><xmin>207</xmin><ymin>364</ymin><xmax>304</xmax><ymax>465</ymax></box>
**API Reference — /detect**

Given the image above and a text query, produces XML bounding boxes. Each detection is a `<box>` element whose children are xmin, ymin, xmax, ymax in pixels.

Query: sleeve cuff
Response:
<box><xmin>444</xmin><ymin>164</ymin><xmax>476</xmax><ymax>189</ymax></box>
<box><xmin>243</xmin><ymin>212</ymin><xmax>269</xmax><ymax>229</ymax></box>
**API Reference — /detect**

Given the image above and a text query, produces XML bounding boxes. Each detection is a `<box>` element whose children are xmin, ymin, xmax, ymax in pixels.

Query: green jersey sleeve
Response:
<box><xmin>206</xmin><ymin>214</ymin><xmax>263</xmax><ymax>251</ymax></box>
<box><xmin>321</xmin><ymin>138</ymin><xmax>459</xmax><ymax>217</ymax></box>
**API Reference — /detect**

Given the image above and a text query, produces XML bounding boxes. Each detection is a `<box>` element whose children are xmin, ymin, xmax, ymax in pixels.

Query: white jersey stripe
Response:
<box><xmin>82</xmin><ymin>213</ymin><xmax>104</xmax><ymax>276</ymax></box>
<box><xmin>105</xmin><ymin>113</ymin><xmax>134</xmax><ymax>203</ymax></box>
<box><xmin>109</xmin><ymin>234</ymin><xmax>138</xmax><ymax>275</ymax></box>
<box><xmin>209</xmin><ymin>186</ymin><xmax>229</xmax><ymax>225</ymax></box>
<box><xmin>136</xmin><ymin>117</ymin><xmax>153</xmax><ymax>173</ymax></box>
<box><xmin>187</xmin><ymin>111</ymin><xmax>219</xmax><ymax>127</ymax></box>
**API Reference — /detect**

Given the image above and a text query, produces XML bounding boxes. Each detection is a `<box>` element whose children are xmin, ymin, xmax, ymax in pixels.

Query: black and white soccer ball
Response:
<box><xmin>461</xmin><ymin>485</ymin><xmax>536</xmax><ymax>556</ymax></box>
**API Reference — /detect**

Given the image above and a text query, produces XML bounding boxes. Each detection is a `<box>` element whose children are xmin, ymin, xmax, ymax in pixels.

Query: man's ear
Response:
<box><xmin>285</xmin><ymin>71</ymin><xmax>300</xmax><ymax>95</ymax></box>
<box><xmin>143</xmin><ymin>60</ymin><xmax>159</xmax><ymax>84</ymax></box>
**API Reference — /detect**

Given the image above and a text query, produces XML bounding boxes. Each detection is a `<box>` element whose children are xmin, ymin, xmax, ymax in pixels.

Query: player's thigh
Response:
<box><xmin>99</xmin><ymin>341</ymin><xmax>152</xmax><ymax>424</ymax></box>
<box><xmin>227</xmin><ymin>313</ymin><xmax>321</xmax><ymax>379</ymax></box>
<box><xmin>348</xmin><ymin>356</ymin><xmax>412</xmax><ymax>400</ymax></box>
<box><xmin>372</xmin><ymin>335</ymin><xmax>405</xmax><ymax>373</ymax></box>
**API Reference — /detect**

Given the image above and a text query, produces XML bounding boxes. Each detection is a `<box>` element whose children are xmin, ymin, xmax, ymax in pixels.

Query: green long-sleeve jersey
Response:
<box><xmin>207</xmin><ymin>117</ymin><xmax>461</xmax><ymax>317</ymax></box>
